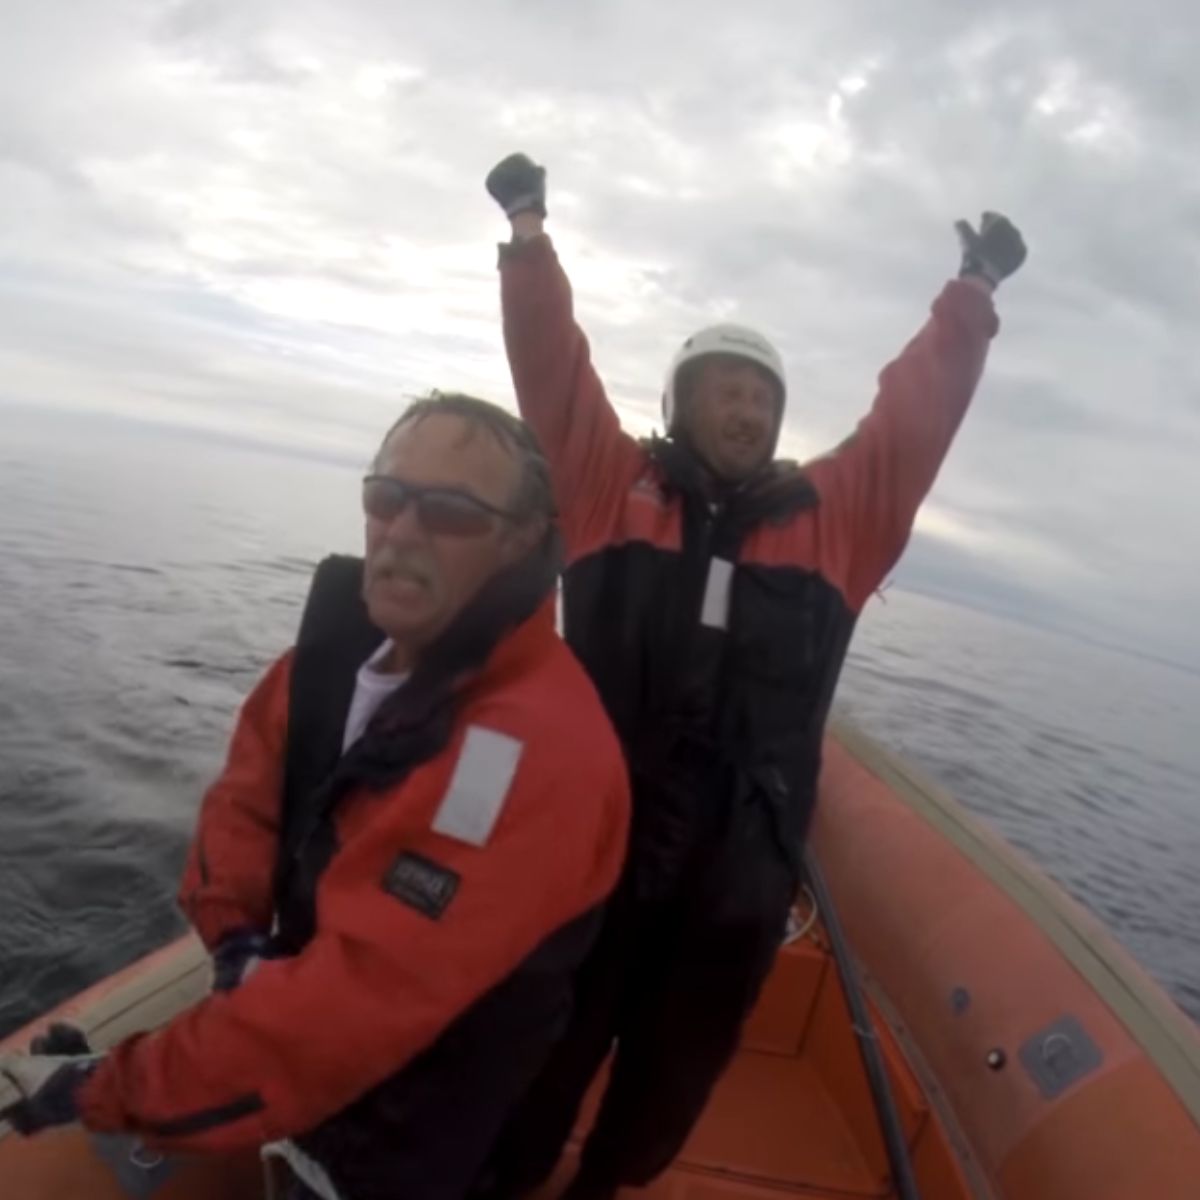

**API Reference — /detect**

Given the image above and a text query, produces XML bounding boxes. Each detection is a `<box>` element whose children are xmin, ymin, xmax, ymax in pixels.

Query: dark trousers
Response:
<box><xmin>294</xmin><ymin>911</ymin><xmax>601</xmax><ymax>1200</ymax></box>
<box><xmin>478</xmin><ymin>811</ymin><xmax>795</xmax><ymax>1193</ymax></box>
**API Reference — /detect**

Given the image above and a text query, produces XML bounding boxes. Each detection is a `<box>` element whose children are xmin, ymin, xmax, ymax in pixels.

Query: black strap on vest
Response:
<box><xmin>273</xmin><ymin>555</ymin><xmax>384</xmax><ymax>949</ymax></box>
<box><xmin>280</xmin><ymin>555</ymin><xmax>384</xmax><ymax>859</ymax></box>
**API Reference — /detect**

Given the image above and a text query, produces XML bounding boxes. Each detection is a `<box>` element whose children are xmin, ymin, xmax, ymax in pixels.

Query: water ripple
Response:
<box><xmin>1</xmin><ymin>408</ymin><xmax>1197</xmax><ymax>1039</ymax></box>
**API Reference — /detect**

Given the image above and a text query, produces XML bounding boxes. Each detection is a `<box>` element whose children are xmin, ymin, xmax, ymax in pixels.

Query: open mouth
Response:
<box><xmin>374</xmin><ymin>564</ymin><xmax>431</xmax><ymax>594</ymax></box>
<box><xmin>726</xmin><ymin>434</ymin><xmax>761</xmax><ymax>451</ymax></box>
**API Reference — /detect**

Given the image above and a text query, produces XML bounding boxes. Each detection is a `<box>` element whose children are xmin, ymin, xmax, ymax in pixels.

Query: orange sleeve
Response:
<box><xmin>79</xmin><ymin>718</ymin><xmax>629</xmax><ymax>1149</ymax></box>
<box><xmin>177</xmin><ymin>653</ymin><xmax>291</xmax><ymax>950</ymax></box>
<box><xmin>499</xmin><ymin>236</ymin><xmax>645</xmax><ymax>559</ymax></box>
<box><xmin>805</xmin><ymin>280</ymin><xmax>999</xmax><ymax>610</ymax></box>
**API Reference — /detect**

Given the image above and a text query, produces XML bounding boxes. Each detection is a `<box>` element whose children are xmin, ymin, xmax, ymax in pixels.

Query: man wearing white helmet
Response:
<box><xmin>662</xmin><ymin>322</ymin><xmax>788</xmax><ymax>475</ymax></box>
<box><xmin>479</xmin><ymin>152</ymin><xmax>1027</xmax><ymax>1200</ymax></box>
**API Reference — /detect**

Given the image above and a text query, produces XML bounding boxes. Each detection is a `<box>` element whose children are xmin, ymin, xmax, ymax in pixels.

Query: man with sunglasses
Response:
<box><xmin>0</xmin><ymin>395</ymin><xmax>630</xmax><ymax>1200</ymax></box>
<box><xmin>477</xmin><ymin>154</ymin><xmax>1027</xmax><ymax>1200</ymax></box>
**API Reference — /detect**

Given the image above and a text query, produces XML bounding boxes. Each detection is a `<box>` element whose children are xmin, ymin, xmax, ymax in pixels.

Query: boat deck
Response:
<box><xmin>7</xmin><ymin>724</ymin><xmax>1200</xmax><ymax>1198</ymax></box>
<box><xmin>530</xmin><ymin>931</ymin><xmax>945</xmax><ymax>1199</ymax></box>
<box><xmin>2</xmin><ymin>928</ymin><xmax>962</xmax><ymax>1199</ymax></box>
<box><xmin>538</xmin><ymin>1058</ymin><xmax>883</xmax><ymax>1199</ymax></box>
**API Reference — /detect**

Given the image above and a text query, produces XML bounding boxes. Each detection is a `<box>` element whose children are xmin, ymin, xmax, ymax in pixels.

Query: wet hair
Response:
<box><xmin>374</xmin><ymin>391</ymin><xmax>557</xmax><ymax>523</ymax></box>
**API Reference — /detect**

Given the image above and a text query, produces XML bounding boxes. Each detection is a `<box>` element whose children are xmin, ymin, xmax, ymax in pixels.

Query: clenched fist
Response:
<box><xmin>486</xmin><ymin>153</ymin><xmax>547</xmax><ymax>219</ymax></box>
<box><xmin>956</xmin><ymin>212</ymin><xmax>1026</xmax><ymax>288</ymax></box>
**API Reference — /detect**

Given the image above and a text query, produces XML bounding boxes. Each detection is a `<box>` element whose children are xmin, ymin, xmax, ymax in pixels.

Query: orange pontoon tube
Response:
<box><xmin>3</xmin><ymin>724</ymin><xmax>1198</xmax><ymax>1199</ymax></box>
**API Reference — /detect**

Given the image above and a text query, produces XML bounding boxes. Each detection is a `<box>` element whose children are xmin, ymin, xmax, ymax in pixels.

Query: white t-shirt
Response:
<box><xmin>341</xmin><ymin>639</ymin><xmax>410</xmax><ymax>752</ymax></box>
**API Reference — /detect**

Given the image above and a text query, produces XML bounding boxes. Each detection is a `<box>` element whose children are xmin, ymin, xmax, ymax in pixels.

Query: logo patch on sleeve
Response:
<box><xmin>381</xmin><ymin>852</ymin><xmax>461</xmax><ymax>920</ymax></box>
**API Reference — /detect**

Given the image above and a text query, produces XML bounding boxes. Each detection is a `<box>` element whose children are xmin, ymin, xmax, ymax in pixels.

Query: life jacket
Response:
<box><xmin>273</xmin><ymin>554</ymin><xmax>382</xmax><ymax>951</ymax></box>
<box><xmin>275</xmin><ymin>553</ymin><xmax>603</xmax><ymax>1199</ymax></box>
<box><xmin>562</xmin><ymin>439</ymin><xmax>854</xmax><ymax>896</ymax></box>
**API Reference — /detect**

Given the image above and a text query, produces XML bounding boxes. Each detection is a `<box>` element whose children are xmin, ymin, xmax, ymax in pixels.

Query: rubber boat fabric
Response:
<box><xmin>6</xmin><ymin>722</ymin><xmax>1199</xmax><ymax>1198</ymax></box>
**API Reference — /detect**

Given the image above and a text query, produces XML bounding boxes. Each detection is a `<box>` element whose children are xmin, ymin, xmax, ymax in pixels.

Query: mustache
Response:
<box><xmin>367</xmin><ymin>547</ymin><xmax>435</xmax><ymax>588</ymax></box>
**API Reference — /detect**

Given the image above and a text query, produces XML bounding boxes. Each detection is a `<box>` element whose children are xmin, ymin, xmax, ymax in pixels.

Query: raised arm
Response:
<box><xmin>486</xmin><ymin>154</ymin><xmax>644</xmax><ymax>559</ymax></box>
<box><xmin>176</xmin><ymin>652</ymin><xmax>291</xmax><ymax>950</ymax></box>
<box><xmin>806</xmin><ymin>213</ymin><xmax>1026</xmax><ymax>609</ymax></box>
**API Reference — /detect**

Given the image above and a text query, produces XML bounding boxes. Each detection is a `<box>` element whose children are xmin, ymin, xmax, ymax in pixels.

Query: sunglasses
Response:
<box><xmin>362</xmin><ymin>474</ymin><xmax>521</xmax><ymax>537</ymax></box>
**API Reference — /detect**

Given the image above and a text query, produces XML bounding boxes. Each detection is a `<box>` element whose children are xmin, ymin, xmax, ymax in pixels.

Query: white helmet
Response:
<box><xmin>661</xmin><ymin>323</ymin><xmax>787</xmax><ymax>434</ymax></box>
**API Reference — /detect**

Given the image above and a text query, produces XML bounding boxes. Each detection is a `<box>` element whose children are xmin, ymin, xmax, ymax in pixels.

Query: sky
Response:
<box><xmin>2</xmin><ymin>0</ymin><xmax>1199</xmax><ymax>668</ymax></box>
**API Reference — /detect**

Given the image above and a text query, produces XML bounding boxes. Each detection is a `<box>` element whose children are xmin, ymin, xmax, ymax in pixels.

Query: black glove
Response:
<box><xmin>1</xmin><ymin>1051</ymin><xmax>100</xmax><ymax>1134</ymax></box>
<box><xmin>955</xmin><ymin>212</ymin><xmax>1026</xmax><ymax>287</ymax></box>
<box><xmin>212</xmin><ymin>927</ymin><xmax>279</xmax><ymax>992</ymax></box>
<box><xmin>485</xmin><ymin>153</ymin><xmax>547</xmax><ymax>219</ymax></box>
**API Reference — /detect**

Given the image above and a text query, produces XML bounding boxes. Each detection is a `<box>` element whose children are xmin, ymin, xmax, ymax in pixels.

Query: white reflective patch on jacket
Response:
<box><xmin>700</xmin><ymin>557</ymin><xmax>734</xmax><ymax>630</ymax></box>
<box><xmin>432</xmin><ymin>726</ymin><xmax>524</xmax><ymax>847</ymax></box>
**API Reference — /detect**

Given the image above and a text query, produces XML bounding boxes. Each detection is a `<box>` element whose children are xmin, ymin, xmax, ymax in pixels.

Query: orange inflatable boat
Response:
<box><xmin>3</xmin><ymin>723</ymin><xmax>1198</xmax><ymax>1199</ymax></box>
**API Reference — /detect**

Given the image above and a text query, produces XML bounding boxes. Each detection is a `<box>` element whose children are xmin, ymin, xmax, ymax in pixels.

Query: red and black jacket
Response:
<box><xmin>77</xmin><ymin>551</ymin><xmax>629</xmax><ymax>1199</ymax></box>
<box><xmin>498</xmin><ymin>235</ymin><xmax>998</xmax><ymax>886</ymax></box>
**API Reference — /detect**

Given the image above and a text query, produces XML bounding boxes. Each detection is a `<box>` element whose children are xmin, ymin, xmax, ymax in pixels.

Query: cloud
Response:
<box><xmin>2</xmin><ymin>0</ymin><xmax>1199</xmax><ymax>666</ymax></box>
